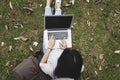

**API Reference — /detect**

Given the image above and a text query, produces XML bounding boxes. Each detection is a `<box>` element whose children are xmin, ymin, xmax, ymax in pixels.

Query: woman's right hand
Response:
<box><xmin>59</xmin><ymin>39</ymin><xmax>67</xmax><ymax>49</ymax></box>
<box><xmin>48</xmin><ymin>35</ymin><xmax>56</xmax><ymax>49</ymax></box>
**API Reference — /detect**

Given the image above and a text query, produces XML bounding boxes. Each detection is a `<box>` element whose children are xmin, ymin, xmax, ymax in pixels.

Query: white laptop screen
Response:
<box><xmin>45</xmin><ymin>15</ymin><xmax>73</xmax><ymax>30</ymax></box>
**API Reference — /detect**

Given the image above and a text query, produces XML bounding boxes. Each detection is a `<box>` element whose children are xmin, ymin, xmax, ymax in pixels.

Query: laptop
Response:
<box><xmin>43</xmin><ymin>15</ymin><xmax>73</xmax><ymax>50</ymax></box>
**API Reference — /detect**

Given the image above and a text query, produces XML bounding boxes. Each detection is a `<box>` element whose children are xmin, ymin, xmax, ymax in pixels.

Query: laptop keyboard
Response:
<box><xmin>48</xmin><ymin>32</ymin><xmax>68</xmax><ymax>40</ymax></box>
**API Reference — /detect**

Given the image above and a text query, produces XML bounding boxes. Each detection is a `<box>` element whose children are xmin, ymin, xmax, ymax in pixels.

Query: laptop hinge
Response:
<box><xmin>47</xmin><ymin>28</ymin><xmax>68</xmax><ymax>31</ymax></box>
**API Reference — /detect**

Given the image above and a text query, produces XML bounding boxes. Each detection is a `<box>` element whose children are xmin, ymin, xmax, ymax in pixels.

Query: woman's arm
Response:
<box><xmin>40</xmin><ymin>35</ymin><xmax>55</xmax><ymax>63</ymax></box>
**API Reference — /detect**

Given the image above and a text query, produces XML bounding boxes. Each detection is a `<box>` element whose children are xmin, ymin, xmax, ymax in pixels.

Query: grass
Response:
<box><xmin>0</xmin><ymin>0</ymin><xmax>120</xmax><ymax>80</ymax></box>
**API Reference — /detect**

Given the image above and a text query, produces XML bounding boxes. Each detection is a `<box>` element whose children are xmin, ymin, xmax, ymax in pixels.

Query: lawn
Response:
<box><xmin>0</xmin><ymin>0</ymin><xmax>120</xmax><ymax>80</ymax></box>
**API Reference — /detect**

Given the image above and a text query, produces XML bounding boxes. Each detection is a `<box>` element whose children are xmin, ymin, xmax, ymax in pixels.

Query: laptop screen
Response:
<box><xmin>45</xmin><ymin>16</ymin><xmax>73</xmax><ymax>29</ymax></box>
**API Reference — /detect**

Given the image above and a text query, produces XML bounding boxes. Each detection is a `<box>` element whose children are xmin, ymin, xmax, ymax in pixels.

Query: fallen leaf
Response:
<box><xmin>71</xmin><ymin>25</ymin><xmax>74</xmax><ymax>29</ymax></box>
<box><xmin>86</xmin><ymin>0</ymin><xmax>90</xmax><ymax>3</ymax></box>
<box><xmin>9</xmin><ymin>45</ymin><xmax>12</xmax><ymax>52</ymax></box>
<box><xmin>19</xmin><ymin>23</ymin><xmax>23</xmax><ymax>28</ymax></box>
<box><xmin>90</xmin><ymin>38</ymin><xmax>94</xmax><ymax>41</ymax></box>
<box><xmin>20</xmin><ymin>36</ymin><xmax>28</xmax><ymax>41</ymax></box>
<box><xmin>14</xmin><ymin>36</ymin><xmax>28</xmax><ymax>41</ymax></box>
<box><xmin>87</xmin><ymin>12</ymin><xmax>90</xmax><ymax>15</ymax></box>
<box><xmin>100</xmin><ymin>8</ymin><xmax>104</xmax><ymax>11</ymax></box>
<box><xmin>14</xmin><ymin>25</ymin><xmax>18</xmax><ymax>28</ymax></box>
<box><xmin>99</xmin><ymin>54</ymin><xmax>104</xmax><ymax>60</ymax></box>
<box><xmin>23</xmin><ymin>7</ymin><xmax>33</xmax><ymax>12</ymax></box>
<box><xmin>64</xmin><ymin>3</ymin><xmax>71</xmax><ymax>7</ymax></box>
<box><xmin>95</xmin><ymin>71</ymin><xmax>98</xmax><ymax>75</ymax></box>
<box><xmin>69</xmin><ymin>0</ymin><xmax>75</xmax><ymax>5</ymax></box>
<box><xmin>14</xmin><ymin>23</ymin><xmax>24</xmax><ymax>28</ymax></box>
<box><xmin>73</xmin><ymin>23</ymin><xmax>77</xmax><ymax>25</ymax></box>
<box><xmin>40</xmin><ymin>4</ymin><xmax>43</xmax><ymax>7</ymax></box>
<box><xmin>33</xmin><ymin>41</ymin><xmax>39</xmax><ymax>47</ymax></box>
<box><xmin>0</xmin><ymin>14</ymin><xmax>2</xmax><ymax>19</ymax></box>
<box><xmin>87</xmin><ymin>20</ymin><xmax>90</xmax><ymax>26</ymax></box>
<box><xmin>5</xmin><ymin>61</ymin><xmax>10</xmax><ymax>67</ymax></box>
<box><xmin>85</xmin><ymin>77</ymin><xmax>90</xmax><ymax>80</ymax></box>
<box><xmin>10</xmin><ymin>65</ymin><xmax>13</xmax><ymax>67</ymax></box>
<box><xmin>101</xmin><ymin>59</ymin><xmax>105</xmax><ymax>65</ymax></box>
<box><xmin>1</xmin><ymin>42</ymin><xmax>5</xmax><ymax>47</ymax></box>
<box><xmin>113</xmin><ymin>64</ymin><xmax>120</xmax><ymax>69</ymax></box>
<box><xmin>114</xmin><ymin>10</ymin><xmax>120</xmax><ymax>14</ymax></box>
<box><xmin>114</xmin><ymin>50</ymin><xmax>120</xmax><ymax>54</ymax></box>
<box><xmin>29</xmin><ymin>45</ymin><xmax>34</xmax><ymax>51</ymax></box>
<box><xmin>95</xmin><ymin>0</ymin><xmax>102</xmax><ymax>4</ymax></box>
<box><xmin>115</xmin><ymin>64</ymin><xmax>119</xmax><ymax>68</ymax></box>
<box><xmin>99</xmin><ymin>65</ymin><xmax>102</xmax><ymax>71</ymax></box>
<box><xmin>9</xmin><ymin>1</ymin><xmax>13</xmax><ymax>9</ymax></box>
<box><xmin>5</xmin><ymin>25</ymin><xmax>9</xmax><ymax>30</ymax></box>
<box><xmin>114</xmin><ymin>13</ymin><xmax>117</xmax><ymax>17</ymax></box>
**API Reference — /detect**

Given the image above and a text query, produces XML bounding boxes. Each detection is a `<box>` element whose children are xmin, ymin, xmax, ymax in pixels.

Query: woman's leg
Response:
<box><xmin>45</xmin><ymin>0</ymin><xmax>52</xmax><ymax>15</ymax></box>
<box><xmin>55</xmin><ymin>0</ymin><xmax>62</xmax><ymax>15</ymax></box>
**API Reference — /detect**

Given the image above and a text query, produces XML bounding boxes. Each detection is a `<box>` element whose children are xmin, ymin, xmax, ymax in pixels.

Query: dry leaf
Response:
<box><xmin>14</xmin><ymin>36</ymin><xmax>28</xmax><ymax>41</ymax></box>
<box><xmin>64</xmin><ymin>3</ymin><xmax>71</xmax><ymax>7</ymax></box>
<box><xmin>87</xmin><ymin>12</ymin><xmax>90</xmax><ymax>15</ymax></box>
<box><xmin>87</xmin><ymin>20</ymin><xmax>90</xmax><ymax>26</ymax></box>
<box><xmin>14</xmin><ymin>23</ymin><xmax>24</xmax><ymax>28</ymax></box>
<box><xmin>115</xmin><ymin>10</ymin><xmax>120</xmax><ymax>14</ymax></box>
<box><xmin>0</xmin><ymin>14</ymin><xmax>2</xmax><ymax>19</ymax></box>
<box><xmin>9</xmin><ymin>1</ymin><xmax>13</xmax><ymax>9</ymax></box>
<box><xmin>14</xmin><ymin>25</ymin><xmax>18</xmax><ymax>28</ymax></box>
<box><xmin>23</xmin><ymin>7</ymin><xmax>33</xmax><ymax>12</ymax></box>
<box><xmin>99</xmin><ymin>65</ymin><xmax>102</xmax><ymax>71</ymax></box>
<box><xmin>73</xmin><ymin>23</ymin><xmax>77</xmax><ymax>25</ymax></box>
<box><xmin>5</xmin><ymin>25</ymin><xmax>9</xmax><ymax>30</ymax></box>
<box><xmin>33</xmin><ymin>41</ymin><xmax>38</xmax><ymax>47</ymax></box>
<box><xmin>20</xmin><ymin>36</ymin><xmax>28</xmax><ymax>41</ymax></box>
<box><xmin>18</xmin><ymin>23</ymin><xmax>23</xmax><ymax>28</ymax></box>
<box><xmin>90</xmin><ymin>38</ymin><xmax>94</xmax><ymax>41</ymax></box>
<box><xmin>1</xmin><ymin>42</ymin><xmax>5</xmax><ymax>47</ymax></box>
<box><xmin>5</xmin><ymin>61</ymin><xmax>10</xmax><ymax>67</ymax></box>
<box><xmin>85</xmin><ymin>77</ymin><xmax>90</xmax><ymax>80</ymax></box>
<box><xmin>99</xmin><ymin>54</ymin><xmax>104</xmax><ymax>60</ymax></box>
<box><xmin>40</xmin><ymin>4</ymin><xmax>43</xmax><ymax>7</ymax></box>
<box><xmin>69</xmin><ymin>0</ymin><xmax>75</xmax><ymax>5</ymax></box>
<box><xmin>100</xmin><ymin>8</ymin><xmax>104</xmax><ymax>11</ymax></box>
<box><xmin>29</xmin><ymin>45</ymin><xmax>34</xmax><ymax>51</ymax></box>
<box><xmin>86</xmin><ymin>0</ymin><xmax>90</xmax><ymax>3</ymax></box>
<box><xmin>10</xmin><ymin>65</ymin><xmax>13</xmax><ymax>67</ymax></box>
<box><xmin>14</xmin><ymin>37</ymin><xmax>20</xmax><ymax>40</ymax></box>
<box><xmin>9</xmin><ymin>45</ymin><xmax>12</xmax><ymax>51</ymax></box>
<box><xmin>101</xmin><ymin>59</ymin><xmax>105</xmax><ymax>65</ymax></box>
<box><xmin>95</xmin><ymin>71</ymin><xmax>98</xmax><ymax>75</ymax></box>
<box><xmin>114</xmin><ymin>13</ymin><xmax>117</xmax><ymax>17</ymax></box>
<box><xmin>114</xmin><ymin>50</ymin><xmax>120</xmax><ymax>54</ymax></box>
<box><xmin>114</xmin><ymin>64</ymin><xmax>119</xmax><ymax>69</ymax></box>
<box><xmin>95</xmin><ymin>0</ymin><xmax>102</xmax><ymax>4</ymax></box>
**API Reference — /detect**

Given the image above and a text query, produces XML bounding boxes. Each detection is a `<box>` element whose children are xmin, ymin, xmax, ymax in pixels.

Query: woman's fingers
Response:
<box><xmin>59</xmin><ymin>39</ymin><xmax>67</xmax><ymax>49</ymax></box>
<box><xmin>59</xmin><ymin>42</ymin><xmax>63</xmax><ymax>49</ymax></box>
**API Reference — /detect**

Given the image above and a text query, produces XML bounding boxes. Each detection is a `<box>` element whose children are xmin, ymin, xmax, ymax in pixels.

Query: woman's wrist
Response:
<box><xmin>47</xmin><ymin>47</ymin><xmax>52</xmax><ymax>50</ymax></box>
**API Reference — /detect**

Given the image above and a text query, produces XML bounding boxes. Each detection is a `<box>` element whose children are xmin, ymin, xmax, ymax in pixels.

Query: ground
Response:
<box><xmin>0</xmin><ymin>0</ymin><xmax>120</xmax><ymax>80</ymax></box>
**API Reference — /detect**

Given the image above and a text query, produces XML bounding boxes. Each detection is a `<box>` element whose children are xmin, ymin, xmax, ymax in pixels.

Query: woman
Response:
<box><xmin>39</xmin><ymin>0</ymin><xmax>84</xmax><ymax>79</ymax></box>
<box><xmin>39</xmin><ymin>35</ymin><xmax>83</xmax><ymax>80</ymax></box>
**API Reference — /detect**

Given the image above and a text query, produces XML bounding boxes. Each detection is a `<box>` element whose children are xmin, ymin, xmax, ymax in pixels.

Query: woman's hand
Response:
<box><xmin>48</xmin><ymin>35</ymin><xmax>56</xmax><ymax>49</ymax></box>
<box><xmin>59</xmin><ymin>39</ymin><xmax>67</xmax><ymax>49</ymax></box>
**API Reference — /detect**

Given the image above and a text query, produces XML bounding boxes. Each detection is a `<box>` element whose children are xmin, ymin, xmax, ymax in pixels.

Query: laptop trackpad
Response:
<box><xmin>48</xmin><ymin>31</ymin><xmax>68</xmax><ymax>40</ymax></box>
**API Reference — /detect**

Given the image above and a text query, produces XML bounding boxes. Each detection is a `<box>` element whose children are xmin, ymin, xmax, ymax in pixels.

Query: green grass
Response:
<box><xmin>0</xmin><ymin>0</ymin><xmax>120</xmax><ymax>80</ymax></box>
